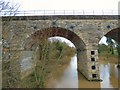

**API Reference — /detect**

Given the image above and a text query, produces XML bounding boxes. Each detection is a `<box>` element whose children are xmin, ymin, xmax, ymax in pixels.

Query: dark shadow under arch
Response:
<box><xmin>24</xmin><ymin>27</ymin><xmax>86</xmax><ymax>51</ymax></box>
<box><xmin>105</xmin><ymin>27</ymin><xmax>120</xmax><ymax>45</ymax></box>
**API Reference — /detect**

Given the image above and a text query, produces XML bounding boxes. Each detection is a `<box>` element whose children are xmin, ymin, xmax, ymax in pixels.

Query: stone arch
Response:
<box><xmin>24</xmin><ymin>27</ymin><xmax>86</xmax><ymax>51</ymax></box>
<box><xmin>105</xmin><ymin>27</ymin><xmax>120</xmax><ymax>45</ymax></box>
<box><xmin>23</xmin><ymin>27</ymin><xmax>100</xmax><ymax>81</ymax></box>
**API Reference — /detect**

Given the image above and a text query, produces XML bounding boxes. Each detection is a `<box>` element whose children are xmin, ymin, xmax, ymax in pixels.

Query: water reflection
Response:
<box><xmin>54</xmin><ymin>55</ymin><xmax>78</xmax><ymax>88</ymax></box>
<box><xmin>100</xmin><ymin>60</ymin><xmax>119</xmax><ymax>88</ymax></box>
<box><xmin>46</xmin><ymin>54</ymin><xmax>119</xmax><ymax>88</ymax></box>
<box><xmin>114</xmin><ymin>65</ymin><xmax>118</xmax><ymax>78</ymax></box>
<box><xmin>100</xmin><ymin>64</ymin><xmax>113</xmax><ymax>88</ymax></box>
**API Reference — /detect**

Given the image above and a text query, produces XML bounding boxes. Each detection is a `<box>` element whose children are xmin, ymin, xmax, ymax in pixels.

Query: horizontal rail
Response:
<box><xmin>0</xmin><ymin>10</ymin><xmax>119</xmax><ymax>16</ymax></box>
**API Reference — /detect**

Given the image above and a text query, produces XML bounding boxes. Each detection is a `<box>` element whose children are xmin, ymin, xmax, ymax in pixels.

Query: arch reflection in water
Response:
<box><xmin>100</xmin><ymin>62</ymin><xmax>119</xmax><ymax>88</ymax></box>
<box><xmin>46</xmin><ymin>54</ymin><xmax>119</xmax><ymax>88</ymax></box>
<box><xmin>47</xmin><ymin>54</ymin><xmax>78</xmax><ymax>88</ymax></box>
<box><xmin>100</xmin><ymin>64</ymin><xmax>113</xmax><ymax>88</ymax></box>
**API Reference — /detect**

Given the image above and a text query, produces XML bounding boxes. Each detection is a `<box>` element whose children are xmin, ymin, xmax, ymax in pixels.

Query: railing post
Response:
<box><xmin>93</xmin><ymin>10</ymin><xmax>94</xmax><ymax>15</ymax></box>
<box><xmin>44</xmin><ymin>10</ymin><xmax>45</xmax><ymax>15</ymax></box>
<box><xmin>34</xmin><ymin>10</ymin><xmax>35</xmax><ymax>15</ymax></box>
<box><xmin>73</xmin><ymin>10</ymin><xmax>75</xmax><ymax>15</ymax></box>
<box><xmin>83</xmin><ymin>10</ymin><xmax>85</xmax><ymax>15</ymax></box>
<box><xmin>54</xmin><ymin>10</ymin><xmax>55</xmax><ymax>15</ymax></box>
<box><xmin>112</xmin><ymin>10</ymin><xmax>113</xmax><ymax>15</ymax></box>
<box><xmin>64</xmin><ymin>10</ymin><xmax>65</xmax><ymax>15</ymax></box>
<box><xmin>24</xmin><ymin>11</ymin><xmax>25</xmax><ymax>16</ymax></box>
<box><xmin>102</xmin><ymin>10</ymin><xmax>104</xmax><ymax>15</ymax></box>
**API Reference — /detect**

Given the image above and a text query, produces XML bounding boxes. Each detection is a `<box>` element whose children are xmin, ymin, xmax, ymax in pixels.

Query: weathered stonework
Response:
<box><xmin>2</xmin><ymin>15</ymin><xmax>118</xmax><ymax>82</ymax></box>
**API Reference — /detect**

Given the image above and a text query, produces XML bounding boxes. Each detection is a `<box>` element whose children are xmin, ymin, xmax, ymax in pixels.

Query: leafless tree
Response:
<box><xmin>0</xmin><ymin>0</ymin><xmax>21</xmax><ymax>16</ymax></box>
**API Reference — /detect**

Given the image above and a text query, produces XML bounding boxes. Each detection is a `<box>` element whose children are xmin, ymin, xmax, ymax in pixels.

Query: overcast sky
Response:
<box><xmin>10</xmin><ymin>0</ymin><xmax>119</xmax><ymax>10</ymax></box>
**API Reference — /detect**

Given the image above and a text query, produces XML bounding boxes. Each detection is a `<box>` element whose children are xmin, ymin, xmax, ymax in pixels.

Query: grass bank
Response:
<box><xmin>98</xmin><ymin>44</ymin><xmax>119</xmax><ymax>65</ymax></box>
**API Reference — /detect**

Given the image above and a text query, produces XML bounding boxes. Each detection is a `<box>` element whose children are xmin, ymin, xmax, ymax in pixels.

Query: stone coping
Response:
<box><xmin>2</xmin><ymin>15</ymin><xmax>119</xmax><ymax>20</ymax></box>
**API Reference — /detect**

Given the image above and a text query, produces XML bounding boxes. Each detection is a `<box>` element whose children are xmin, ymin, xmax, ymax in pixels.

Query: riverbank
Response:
<box><xmin>20</xmin><ymin>41</ymin><xmax>76</xmax><ymax>88</ymax></box>
<box><xmin>20</xmin><ymin>52</ymin><xmax>119</xmax><ymax>88</ymax></box>
<box><xmin>99</xmin><ymin>54</ymin><xmax>118</xmax><ymax>64</ymax></box>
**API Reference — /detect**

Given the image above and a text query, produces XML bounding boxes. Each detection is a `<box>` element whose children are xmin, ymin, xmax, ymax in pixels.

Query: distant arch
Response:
<box><xmin>105</xmin><ymin>27</ymin><xmax>120</xmax><ymax>44</ymax></box>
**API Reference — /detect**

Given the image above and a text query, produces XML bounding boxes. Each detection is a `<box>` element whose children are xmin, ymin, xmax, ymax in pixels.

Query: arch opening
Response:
<box><xmin>24</xmin><ymin>27</ymin><xmax>86</xmax><ymax>73</ymax></box>
<box><xmin>20</xmin><ymin>27</ymin><xmax>103</xmax><ymax>81</ymax></box>
<box><xmin>98</xmin><ymin>27</ymin><xmax>120</xmax><ymax>56</ymax></box>
<box><xmin>98</xmin><ymin>28</ymin><xmax>119</xmax><ymax>88</ymax></box>
<box><xmin>22</xmin><ymin>27</ymin><xmax>94</xmax><ymax>80</ymax></box>
<box><xmin>105</xmin><ymin>27</ymin><xmax>120</xmax><ymax>45</ymax></box>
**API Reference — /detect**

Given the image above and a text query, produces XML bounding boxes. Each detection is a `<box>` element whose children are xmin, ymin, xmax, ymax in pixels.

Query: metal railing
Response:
<box><xmin>1</xmin><ymin>10</ymin><xmax>118</xmax><ymax>16</ymax></box>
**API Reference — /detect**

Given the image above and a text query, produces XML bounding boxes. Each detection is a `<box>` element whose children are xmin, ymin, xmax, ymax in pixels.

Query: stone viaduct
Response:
<box><xmin>2</xmin><ymin>15</ymin><xmax>119</xmax><ymax>82</ymax></box>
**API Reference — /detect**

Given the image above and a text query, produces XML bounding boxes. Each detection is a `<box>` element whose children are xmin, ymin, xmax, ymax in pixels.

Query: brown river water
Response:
<box><xmin>45</xmin><ymin>54</ymin><xmax>119</xmax><ymax>88</ymax></box>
